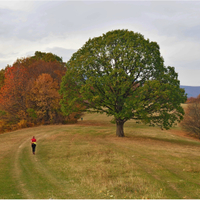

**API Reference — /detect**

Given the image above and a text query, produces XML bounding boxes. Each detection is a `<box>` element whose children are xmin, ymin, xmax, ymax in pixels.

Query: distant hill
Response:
<box><xmin>180</xmin><ymin>85</ymin><xmax>200</xmax><ymax>98</ymax></box>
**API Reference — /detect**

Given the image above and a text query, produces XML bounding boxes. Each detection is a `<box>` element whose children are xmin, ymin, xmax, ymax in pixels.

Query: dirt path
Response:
<box><xmin>11</xmin><ymin>126</ymin><xmax>74</xmax><ymax>199</ymax></box>
<box><xmin>12</xmin><ymin>131</ymin><xmax>54</xmax><ymax>198</ymax></box>
<box><xmin>13</xmin><ymin>137</ymin><xmax>33</xmax><ymax>199</ymax></box>
<box><xmin>13</xmin><ymin>132</ymin><xmax>50</xmax><ymax>198</ymax></box>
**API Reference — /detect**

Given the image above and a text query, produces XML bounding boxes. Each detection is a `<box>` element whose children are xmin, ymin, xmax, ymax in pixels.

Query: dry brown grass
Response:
<box><xmin>0</xmin><ymin>111</ymin><xmax>200</xmax><ymax>198</ymax></box>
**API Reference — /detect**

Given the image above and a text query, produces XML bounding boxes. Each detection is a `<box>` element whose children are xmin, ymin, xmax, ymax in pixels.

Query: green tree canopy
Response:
<box><xmin>60</xmin><ymin>29</ymin><xmax>187</xmax><ymax>137</ymax></box>
<box><xmin>32</xmin><ymin>51</ymin><xmax>63</xmax><ymax>63</ymax></box>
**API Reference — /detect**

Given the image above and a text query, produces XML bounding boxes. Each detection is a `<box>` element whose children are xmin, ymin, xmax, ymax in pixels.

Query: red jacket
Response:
<box><xmin>31</xmin><ymin>138</ymin><xmax>36</xmax><ymax>144</ymax></box>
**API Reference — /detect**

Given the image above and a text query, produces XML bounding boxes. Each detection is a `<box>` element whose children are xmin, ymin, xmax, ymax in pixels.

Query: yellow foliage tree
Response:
<box><xmin>27</xmin><ymin>73</ymin><xmax>60</xmax><ymax>124</ymax></box>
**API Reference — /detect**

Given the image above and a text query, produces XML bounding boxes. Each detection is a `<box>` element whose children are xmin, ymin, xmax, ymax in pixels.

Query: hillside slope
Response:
<box><xmin>181</xmin><ymin>85</ymin><xmax>200</xmax><ymax>97</ymax></box>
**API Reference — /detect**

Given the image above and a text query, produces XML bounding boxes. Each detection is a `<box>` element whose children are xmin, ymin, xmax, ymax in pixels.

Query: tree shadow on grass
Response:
<box><xmin>126</xmin><ymin>134</ymin><xmax>200</xmax><ymax>147</ymax></box>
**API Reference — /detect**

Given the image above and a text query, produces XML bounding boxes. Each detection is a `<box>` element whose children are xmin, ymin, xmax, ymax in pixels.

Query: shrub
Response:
<box><xmin>180</xmin><ymin>95</ymin><xmax>200</xmax><ymax>139</ymax></box>
<box><xmin>0</xmin><ymin>120</ymin><xmax>6</xmax><ymax>133</ymax></box>
<box><xmin>17</xmin><ymin>119</ymin><xmax>28</xmax><ymax>129</ymax></box>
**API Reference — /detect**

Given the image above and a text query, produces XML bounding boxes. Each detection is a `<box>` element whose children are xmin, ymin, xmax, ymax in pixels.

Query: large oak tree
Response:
<box><xmin>60</xmin><ymin>29</ymin><xmax>187</xmax><ymax>137</ymax></box>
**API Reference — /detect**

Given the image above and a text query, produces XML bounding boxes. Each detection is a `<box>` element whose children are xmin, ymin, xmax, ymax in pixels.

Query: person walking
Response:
<box><xmin>31</xmin><ymin>136</ymin><xmax>37</xmax><ymax>155</ymax></box>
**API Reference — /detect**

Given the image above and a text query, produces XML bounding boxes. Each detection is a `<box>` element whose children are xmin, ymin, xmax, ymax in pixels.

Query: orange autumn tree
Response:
<box><xmin>27</xmin><ymin>74</ymin><xmax>61</xmax><ymax>124</ymax></box>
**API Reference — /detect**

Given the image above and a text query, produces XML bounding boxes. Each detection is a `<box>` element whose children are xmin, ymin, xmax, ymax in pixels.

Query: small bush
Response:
<box><xmin>0</xmin><ymin>120</ymin><xmax>15</xmax><ymax>133</ymax></box>
<box><xmin>0</xmin><ymin>120</ymin><xmax>6</xmax><ymax>133</ymax></box>
<box><xmin>17</xmin><ymin>119</ymin><xmax>28</xmax><ymax>129</ymax></box>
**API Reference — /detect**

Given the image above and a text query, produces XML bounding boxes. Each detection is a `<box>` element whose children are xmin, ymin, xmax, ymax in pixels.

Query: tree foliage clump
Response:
<box><xmin>60</xmin><ymin>29</ymin><xmax>187</xmax><ymax>137</ymax></box>
<box><xmin>0</xmin><ymin>51</ymin><xmax>81</xmax><ymax>133</ymax></box>
<box><xmin>27</xmin><ymin>73</ymin><xmax>61</xmax><ymax>123</ymax></box>
<box><xmin>32</xmin><ymin>51</ymin><xmax>63</xmax><ymax>63</ymax></box>
<box><xmin>180</xmin><ymin>95</ymin><xmax>200</xmax><ymax>139</ymax></box>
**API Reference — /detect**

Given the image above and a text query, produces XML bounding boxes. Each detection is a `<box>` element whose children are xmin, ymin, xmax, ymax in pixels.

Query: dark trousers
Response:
<box><xmin>32</xmin><ymin>143</ymin><xmax>36</xmax><ymax>153</ymax></box>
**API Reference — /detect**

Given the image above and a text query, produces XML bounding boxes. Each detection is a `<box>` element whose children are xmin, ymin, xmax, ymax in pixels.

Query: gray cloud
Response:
<box><xmin>0</xmin><ymin>1</ymin><xmax>200</xmax><ymax>86</ymax></box>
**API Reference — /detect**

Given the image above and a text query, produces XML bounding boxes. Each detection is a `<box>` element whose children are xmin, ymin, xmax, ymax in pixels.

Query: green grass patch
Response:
<box><xmin>0</xmin><ymin>113</ymin><xmax>200</xmax><ymax>198</ymax></box>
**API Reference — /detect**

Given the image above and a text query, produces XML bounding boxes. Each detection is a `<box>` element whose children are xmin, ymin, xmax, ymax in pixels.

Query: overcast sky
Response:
<box><xmin>0</xmin><ymin>1</ymin><xmax>200</xmax><ymax>86</ymax></box>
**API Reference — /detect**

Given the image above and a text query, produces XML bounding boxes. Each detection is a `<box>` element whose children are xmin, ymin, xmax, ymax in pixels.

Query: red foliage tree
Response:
<box><xmin>0</xmin><ymin>65</ymin><xmax>30</xmax><ymax>119</ymax></box>
<box><xmin>186</xmin><ymin>97</ymin><xmax>196</xmax><ymax>104</ymax></box>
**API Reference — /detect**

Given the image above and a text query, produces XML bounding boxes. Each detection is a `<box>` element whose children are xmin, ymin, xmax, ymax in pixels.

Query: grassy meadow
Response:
<box><xmin>0</xmin><ymin>111</ymin><xmax>200</xmax><ymax>199</ymax></box>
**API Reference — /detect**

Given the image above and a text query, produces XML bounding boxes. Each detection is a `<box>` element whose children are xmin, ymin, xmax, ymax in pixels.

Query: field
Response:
<box><xmin>0</xmin><ymin>112</ymin><xmax>200</xmax><ymax>199</ymax></box>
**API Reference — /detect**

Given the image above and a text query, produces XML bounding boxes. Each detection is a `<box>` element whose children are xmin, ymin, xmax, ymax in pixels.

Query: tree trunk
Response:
<box><xmin>116</xmin><ymin>121</ymin><xmax>125</xmax><ymax>137</ymax></box>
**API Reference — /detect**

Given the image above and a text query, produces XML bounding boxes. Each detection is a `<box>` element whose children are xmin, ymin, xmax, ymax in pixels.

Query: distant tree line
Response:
<box><xmin>0</xmin><ymin>51</ymin><xmax>82</xmax><ymax>133</ymax></box>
